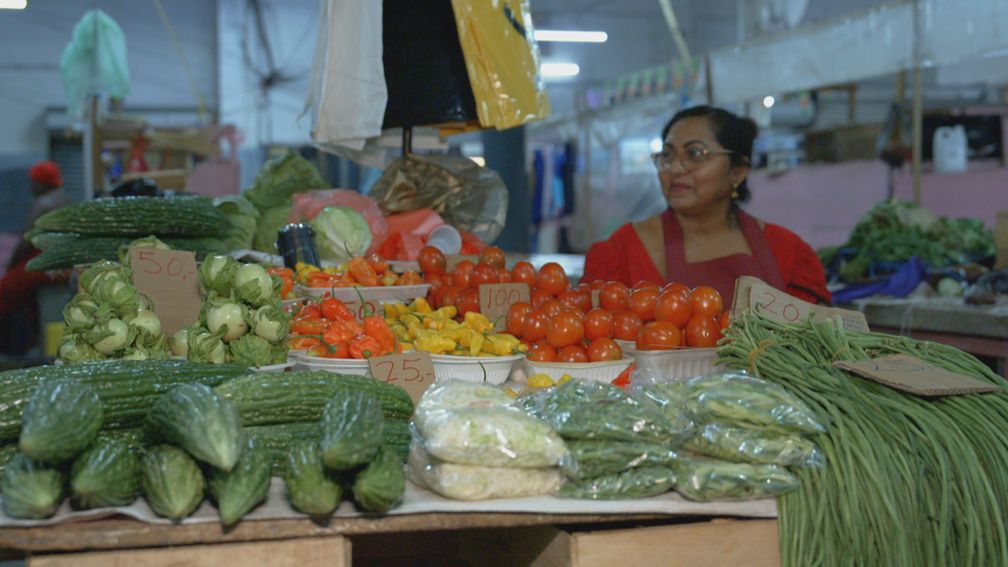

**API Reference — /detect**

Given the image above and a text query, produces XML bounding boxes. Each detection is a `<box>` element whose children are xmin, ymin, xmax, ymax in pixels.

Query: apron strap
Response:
<box><xmin>735</xmin><ymin>209</ymin><xmax>786</xmax><ymax>289</ymax></box>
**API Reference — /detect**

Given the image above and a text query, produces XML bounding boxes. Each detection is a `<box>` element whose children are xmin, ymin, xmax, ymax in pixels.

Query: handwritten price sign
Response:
<box><xmin>128</xmin><ymin>247</ymin><xmax>202</xmax><ymax>336</ymax></box>
<box><xmin>834</xmin><ymin>354</ymin><xmax>999</xmax><ymax>397</ymax></box>
<box><xmin>368</xmin><ymin>351</ymin><xmax>436</xmax><ymax>403</ymax></box>
<box><xmin>731</xmin><ymin>276</ymin><xmax>869</xmax><ymax>332</ymax></box>
<box><xmin>340</xmin><ymin>298</ymin><xmax>382</xmax><ymax>322</ymax></box>
<box><xmin>479</xmin><ymin>283</ymin><xmax>531</xmax><ymax>331</ymax></box>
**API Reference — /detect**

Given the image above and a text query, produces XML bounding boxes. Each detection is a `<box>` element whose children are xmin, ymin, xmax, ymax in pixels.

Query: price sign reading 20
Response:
<box><xmin>755</xmin><ymin>290</ymin><xmax>803</xmax><ymax>323</ymax></box>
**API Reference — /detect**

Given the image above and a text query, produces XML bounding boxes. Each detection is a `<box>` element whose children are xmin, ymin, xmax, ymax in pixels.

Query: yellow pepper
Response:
<box><xmin>527</xmin><ymin>373</ymin><xmax>555</xmax><ymax>388</ymax></box>
<box><xmin>405</xmin><ymin>320</ymin><xmax>423</xmax><ymax>340</ymax></box>
<box><xmin>441</xmin><ymin>327</ymin><xmax>468</xmax><ymax>342</ymax></box>
<box><xmin>400</xmin><ymin>313</ymin><xmax>421</xmax><ymax>327</ymax></box>
<box><xmin>411</xmin><ymin>298</ymin><xmax>434</xmax><ymax>314</ymax></box>
<box><xmin>433</xmin><ymin>306</ymin><xmax>457</xmax><ymax>319</ymax></box>
<box><xmin>390</xmin><ymin>323</ymin><xmax>411</xmax><ymax>342</ymax></box>
<box><xmin>464</xmin><ymin>311</ymin><xmax>494</xmax><ymax>334</ymax></box>
<box><xmin>381</xmin><ymin>271</ymin><xmax>398</xmax><ymax>286</ymax></box>
<box><xmin>414</xmin><ymin>330</ymin><xmax>455</xmax><ymax>354</ymax></box>
<box><xmin>557</xmin><ymin>374</ymin><xmax>574</xmax><ymax>385</ymax></box>
<box><xmin>383</xmin><ymin>302</ymin><xmax>409</xmax><ymax>319</ymax></box>
<box><xmin>422</xmin><ymin>315</ymin><xmax>449</xmax><ymax>331</ymax></box>
<box><xmin>481</xmin><ymin>335</ymin><xmax>518</xmax><ymax>356</ymax></box>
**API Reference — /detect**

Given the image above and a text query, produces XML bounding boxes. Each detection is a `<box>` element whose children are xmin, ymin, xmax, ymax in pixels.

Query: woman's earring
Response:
<box><xmin>731</xmin><ymin>182</ymin><xmax>739</xmax><ymax>200</ymax></box>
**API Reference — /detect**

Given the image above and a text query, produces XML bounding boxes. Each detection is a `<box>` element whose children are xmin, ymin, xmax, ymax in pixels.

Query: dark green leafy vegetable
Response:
<box><xmin>1</xmin><ymin>453</ymin><xmax>64</xmax><ymax>519</ymax></box>
<box><xmin>207</xmin><ymin>441</ymin><xmax>271</xmax><ymax>527</ymax></box>
<box><xmin>320</xmin><ymin>391</ymin><xmax>383</xmax><ymax>471</ymax></box>
<box><xmin>70</xmin><ymin>438</ymin><xmax>141</xmax><ymax>508</ymax></box>
<box><xmin>141</xmin><ymin>445</ymin><xmax>205</xmax><ymax>521</ymax></box>
<box><xmin>244</xmin><ymin>151</ymin><xmax>327</xmax><ymax>212</ymax></box>
<box><xmin>284</xmin><ymin>441</ymin><xmax>343</xmax><ymax>518</ymax></box>
<box><xmin>146</xmin><ymin>384</ymin><xmax>244</xmax><ymax>471</ymax></box>
<box><xmin>558</xmin><ymin>466</ymin><xmax>677</xmax><ymax>500</ymax></box>
<box><xmin>351</xmin><ymin>445</ymin><xmax>405</xmax><ymax>513</ymax></box>
<box><xmin>20</xmin><ymin>381</ymin><xmax>103</xmax><ymax>463</ymax></box>
<box><xmin>560</xmin><ymin>440</ymin><xmax>684</xmax><ymax>481</ymax></box>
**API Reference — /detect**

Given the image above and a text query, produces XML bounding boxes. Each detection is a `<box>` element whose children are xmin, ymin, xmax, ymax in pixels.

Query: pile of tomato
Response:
<box><xmin>287</xmin><ymin>296</ymin><xmax>399</xmax><ymax>359</ymax></box>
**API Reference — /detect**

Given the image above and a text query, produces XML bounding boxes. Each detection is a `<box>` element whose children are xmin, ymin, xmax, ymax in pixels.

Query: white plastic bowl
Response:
<box><xmin>630</xmin><ymin>347</ymin><xmax>722</xmax><ymax>380</ymax></box>
<box><xmin>293</xmin><ymin>355</ymin><xmax>371</xmax><ymax>376</ymax></box>
<box><xmin>296</xmin><ymin>284</ymin><xmax>430</xmax><ymax>303</ymax></box>
<box><xmin>525</xmin><ymin>357</ymin><xmax>634</xmax><ymax>384</ymax></box>
<box><xmin>251</xmin><ymin>360</ymin><xmax>295</xmax><ymax>373</ymax></box>
<box><xmin>430</xmin><ymin>353</ymin><xmax>524</xmax><ymax>385</ymax></box>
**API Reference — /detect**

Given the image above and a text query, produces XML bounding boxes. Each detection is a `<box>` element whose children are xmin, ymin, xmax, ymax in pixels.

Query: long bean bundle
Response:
<box><xmin>719</xmin><ymin>314</ymin><xmax>1008</xmax><ymax>567</ymax></box>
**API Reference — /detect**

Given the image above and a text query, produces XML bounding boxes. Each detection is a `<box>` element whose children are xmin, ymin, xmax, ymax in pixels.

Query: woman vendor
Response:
<box><xmin>582</xmin><ymin>105</ymin><xmax>830</xmax><ymax>305</ymax></box>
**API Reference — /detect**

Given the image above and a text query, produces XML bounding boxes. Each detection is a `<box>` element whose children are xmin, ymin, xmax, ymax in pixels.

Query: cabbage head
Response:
<box><xmin>311</xmin><ymin>206</ymin><xmax>372</xmax><ymax>264</ymax></box>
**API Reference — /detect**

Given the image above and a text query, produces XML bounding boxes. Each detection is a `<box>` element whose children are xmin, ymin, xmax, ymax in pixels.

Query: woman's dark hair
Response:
<box><xmin>661</xmin><ymin>105</ymin><xmax>758</xmax><ymax>203</ymax></box>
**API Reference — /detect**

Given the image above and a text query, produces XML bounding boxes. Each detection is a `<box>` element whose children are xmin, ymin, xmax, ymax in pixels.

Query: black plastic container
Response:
<box><xmin>276</xmin><ymin>223</ymin><xmax>320</xmax><ymax>269</ymax></box>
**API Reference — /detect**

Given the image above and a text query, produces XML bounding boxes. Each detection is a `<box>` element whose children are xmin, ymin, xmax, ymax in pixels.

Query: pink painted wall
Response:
<box><xmin>743</xmin><ymin>160</ymin><xmax>1008</xmax><ymax>250</ymax></box>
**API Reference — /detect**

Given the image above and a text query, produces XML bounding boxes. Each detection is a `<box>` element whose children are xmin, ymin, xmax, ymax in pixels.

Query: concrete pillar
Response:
<box><xmin>481</xmin><ymin>125</ymin><xmax>530</xmax><ymax>252</ymax></box>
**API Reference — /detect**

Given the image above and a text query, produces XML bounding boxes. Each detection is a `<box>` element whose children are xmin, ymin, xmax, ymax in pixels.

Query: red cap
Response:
<box><xmin>29</xmin><ymin>161</ymin><xmax>62</xmax><ymax>188</ymax></box>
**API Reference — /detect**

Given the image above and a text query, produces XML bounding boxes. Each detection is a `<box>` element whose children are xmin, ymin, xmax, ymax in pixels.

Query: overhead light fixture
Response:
<box><xmin>541</xmin><ymin>62</ymin><xmax>580</xmax><ymax>78</ymax></box>
<box><xmin>469</xmin><ymin>156</ymin><xmax>486</xmax><ymax>167</ymax></box>
<box><xmin>0</xmin><ymin>0</ymin><xmax>27</xmax><ymax>9</ymax></box>
<box><xmin>762</xmin><ymin>95</ymin><xmax>776</xmax><ymax>109</ymax></box>
<box><xmin>534</xmin><ymin>29</ymin><xmax>608</xmax><ymax>43</ymax></box>
<box><xmin>649</xmin><ymin>138</ymin><xmax>664</xmax><ymax>153</ymax></box>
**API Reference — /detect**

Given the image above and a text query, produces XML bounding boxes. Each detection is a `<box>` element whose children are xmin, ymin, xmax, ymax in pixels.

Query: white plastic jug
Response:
<box><xmin>933</xmin><ymin>125</ymin><xmax>968</xmax><ymax>173</ymax></box>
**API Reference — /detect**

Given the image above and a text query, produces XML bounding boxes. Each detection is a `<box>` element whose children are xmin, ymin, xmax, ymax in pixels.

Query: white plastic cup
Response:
<box><xmin>427</xmin><ymin>225</ymin><xmax>462</xmax><ymax>255</ymax></box>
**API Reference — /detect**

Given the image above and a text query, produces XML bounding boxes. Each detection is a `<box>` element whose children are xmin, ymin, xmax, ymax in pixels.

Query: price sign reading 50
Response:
<box><xmin>134</xmin><ymin>249</ymin><xmax>197</xmax><ymax>281</ymax></box>
<box><xmin>368</xmin><ymin>351</ymin><xmax>436</xmax><ymax>403</ymax></box>
<box><xmin>479</xmin><ymin>283</ymin><xmax>531</xmax><ymax>331</ymax></box>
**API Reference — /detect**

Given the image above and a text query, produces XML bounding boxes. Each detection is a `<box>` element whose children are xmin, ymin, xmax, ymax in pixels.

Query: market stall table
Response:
<box><xmin>851</xmin><ymin>296</ymin><xmax>1008</xmax><ymax>377</ymax></box>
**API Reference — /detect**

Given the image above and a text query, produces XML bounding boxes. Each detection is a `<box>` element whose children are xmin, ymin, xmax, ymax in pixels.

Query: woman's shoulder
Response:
<box><xmin>760</xmin><ymin>220</ymin><xmax>813</xmax><ymax>251</ymax></box>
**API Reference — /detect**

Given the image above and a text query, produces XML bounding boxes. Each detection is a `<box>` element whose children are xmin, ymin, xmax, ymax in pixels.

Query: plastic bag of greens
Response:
<box><xmin>674</xmin><ymin>455</ymin><xmax>800</xmax><ymax>501</ymax></box>
<box><xmin>414</xmin><ymin>382</ymin><xmax>566</xmax><ymax>468</ymax></box>
<box><xmin>408</xmin><ymin>444</ymin><xmax>563</xmax><ymax>501</ymax></box>
<box><xmin>687</xmin><ymin>371</ymin><xmax>825</xmax><ymax>434</ymax></box>
<box><xmin>560</xmin><ymin>440</ymin><xmax>685</xmax><ymax>481</ymax></box>
<box><xmin>558</xmin><ymin>466</ymin><xmax>677</xmax><ymax>500</ymax></box>
<box><xmin>684</xmin><ymin>423</ymin><xmax>824</xmax><ymax>468</ymax></box>
<box><xmin>629</xmin><ymin>366</ymin><xmax>691</xmax><ymax>423</ymax></box>
<box><xmin>522</xmin><ymin>380</ymin><xmax>691</xmax><ymax>445</ymax></box>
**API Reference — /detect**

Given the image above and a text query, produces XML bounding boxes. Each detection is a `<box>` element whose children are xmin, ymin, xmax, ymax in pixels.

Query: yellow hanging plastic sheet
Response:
<box><xmin>450</xmin><ymin>0</ymin><xmax>551</xmax><ymax>130</ymax></box>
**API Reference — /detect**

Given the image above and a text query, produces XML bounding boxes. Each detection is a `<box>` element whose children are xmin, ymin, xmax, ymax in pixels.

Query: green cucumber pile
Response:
<box><xmin>0</xmin><ymin>362</ymin><xmax>411</xmax><ymax>525</ymax></box>
<box><xmin>720</xmin><ymin>313</ymin><xmax>1008</xmax><ymax>566</ymax></box>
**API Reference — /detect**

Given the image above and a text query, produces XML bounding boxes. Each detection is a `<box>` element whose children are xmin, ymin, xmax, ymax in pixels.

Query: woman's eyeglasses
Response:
<box><xmin>651</xmin><ymin>143</ymin><xmax>733</xmax><ymax>171</ymax></box>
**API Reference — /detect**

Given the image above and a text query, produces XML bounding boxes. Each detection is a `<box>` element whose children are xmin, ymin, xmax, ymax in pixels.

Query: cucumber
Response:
<box><xmin>320</xmin><ymin>391</ymin><xmax>384</xmax><ymax>471</ymax></box>
<box><xmin>207</xmin><ymin>441</ymin><xmax>271</xmax><ymax>527</ymax></box>
<box><xmin>27</xmin><ymin>235</ymin><xmax>227</xmax><ymax>271</ymax></box>
<box><xmin>214</xmin><ymin>371</ymin><xmax>414</xmax><ymax>426</ymax></box>
<box><xmin>34</xmin><ymin>196</ymin><xmax>227</xmax><ymax>236</ymax></box>
<box><xmin>147</xmin><ymin>384</ymin><xmax>244</xmax><ymax>472</ymax></box>
<box><xmin>284</xmin><ymin>441</ymin><xmax>343</xmax><ymax>518</ymax></box>
<box><xmin>70</xmin><ymin>438</ymin><xmax>141</xmax><ymax>508</ymax></box>
<box><xmin>1</xmin><ymin>453</ymin><xmax>65</xmax><ymax>519</ymax></box>
<box><xmin>20</xmin><ymin>381</ymin><xmax>103</xmax><ymax>463</ymax></box>
<box><xmin>351</xmin><ymin>445</ymin><xmax>405</xmax><ymax>513</ymax></box>
<box><xmin>0</xmin><ymin>360</ymin><xmax>249</xmax><ymax>442</ymax></box>
<box><xmin>248</xmin><ymin>420</ymin><xmax>409</xmax><ymax>476</ymax></box>
<box><xmin>141</xmin><ymin>445</ymin><xmax>205</xmax><ymax>521</ymax></box>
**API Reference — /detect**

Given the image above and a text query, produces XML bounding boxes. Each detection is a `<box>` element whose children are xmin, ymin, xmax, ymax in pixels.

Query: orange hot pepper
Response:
<box><xmin>328</xmin><ymin>341</ymin><xmax>350</xmax><ymax>358</ymax></box>
<box><xmin>349</xmin><ymin>334</ymin><xmax>383</xmax><ymax>359</ymax></box>
<box><xmin>367</xmin><ymin>253</ymin><xmax>389</xmax><ymax>274</ymax></box>
<box><xmin>288</xmin><ymin>336</ymin><xmax>325</xmax><ymax>350</ymax></box>
<box><xmin>323</xmin><ymin>319</ymin><xmax>363</xmax><ymax>346</ymax></box>
<box><xmin>363</xmin><ymin>316</ymin><xmax>396</xmax><ymax>355</ymax></box>
<box><xmin>297</xmin><ymin>304</ymin><xmax>323</xmax><ymax>320</ymax></box>
<box><xmin>305</xmin><ymin>271</ymin><xmax>336</xmax><ymax>288</ymax></box>
<box><xmin>321</xmin><ymin>297</ymin><xmax>355</xmax><ymax>322</ymax></box>
<box><xmin>290</xmin><ymin>318</ymin><xmax>327</xmax><ymax>335</ymax></box>
<box><xmin>395</xmin><ymin>271</ymin><xmax>424</xmax><ymax>286</ymax></box>
<box><xmin>348</xmin><ymin>257</ymin><xmax>380</xmax><ymax>287</ymax></box>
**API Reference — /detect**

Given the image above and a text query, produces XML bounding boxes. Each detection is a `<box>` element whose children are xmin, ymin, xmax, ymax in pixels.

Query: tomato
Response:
<box><xmin>456</xmin><ymin>288</ymin><xmax>480</xmax><ymax>317</ymax></box>
<box><xmin>511</xmin><ymin>261</ymin><xmax>537</xmax><ymax>287</ymax></box>
<box><xmin>439</xmin><ymin>285</ymin><xmax>463</xmax><ymax>309</ymax></box>
<box><xmin>498</xmin><ymin>267</ymin><xmax>512</xmax><ymax>283</ymax></box>
<box><xmin>599</xmin><ymin>281</ymin><xmax>630</xmax><ymax>311</ymax></box>
<box><xmin>418</xmin><ymin>246</ymin><xmax>447</xmax><ymax>275</ymax></box>
<box><xmin>506</xmin><ymin>301</ymin><xmax>533</xmax><ymax>337</ymax></box>
<box><xmin>629</xmin><ymin>288</ymin><xmax>660</xmax><ymax>322</ymax></box>
<box><xmin>718</xmin><ymin>311</ymin><xmax>731</xmax><ymax>335</ymax></box>
<box><xmin>632</xmin><ymin>280</ymin><xmax>661</xmax><ymax>292</ymax></box>
<box><xmin>527</xmin><ymin>340</ymin><xmax>558</xmax><ymax>362</ymax></box>
<box><xmin>584</xmin><ymin>308</ymin><xmax>615</xmax><ymax>340</ymax></box>
<box><xmin>636</xmin><ymin>321</ymin><xmax>682</xmax><ymax>350</ymax></box>
<box><xmin>452</xmin><ymin>260</ymin><xmax>475</xmax><ymax>289</ymax></box>
<box><xmin>530</xmin><ymin>289</ymin><xmax>553</xmax><ymax>309</ymax></box>
<box><xmin>536</xmin><ymin>262</ymin><xmax>569</xmax><ymax>296</ymax></box>
<box><xmin>546</xmin><ymin>311</ymin><xmax>584</xmax><ymax>348</ymax></box>
<box><xmin>586</xmin><ymin>337</ymin><xmax>622</xmax><ymax>362</ymax></box>
<box><xmin>688</xmin><ymin>286</ymin><xmax>724</xmax><ymax>318</ymax></box>
<box><xmin>561</xmin><ymin>307</ymin><xmax>585</xmax><ymax>321</ymax></box>
<box><xmin>662</xmin><ymin>281</ymin><xmax>691</xmax><ymax>300</ymax></box>
<box><xmin>654</xmin><ymin>290</ymin><xmax>692</xmax><ymax>328</ymax></box>
<box><xmin>522</xmin><ymin>309</ymin><xmax>550</xmax><ymax>342</ymax></box>
<box><xmin>558</xmin><ymin>290</ymin><xmax>590</xmax><ymax>313</ymax></box>
<box><xmin>612</xmin><ymin>310</ymin><xmax>643</xmax><ymax>341</ymax></box>
<box><xmin>686</xmin><ymin>314</ymin><xmax>720</xmax><ymax>348</ymax></box>
<box><xmin>557</xmin><ymin>345</ymin><xmax>589</xmax><ymax>363</ymax></box>
<box><xmin>478</xmin><ymin>245</ymin><xmax>506</xmax><ymax>269</ymax></box>
<box><xmin>470</xmin><ymin>263</ymin><xmax>500</xmax><ymax>287</ymax></box>
<box><xmin>541</xmin><ymin>299</ymin><xmax>563</xmax><ymax>318</ymax></box>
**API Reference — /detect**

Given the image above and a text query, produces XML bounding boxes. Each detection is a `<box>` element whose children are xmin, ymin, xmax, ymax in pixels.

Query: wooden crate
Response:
<box><xmin>459</xmin><ymin>519</ymin><xmax>780</xmax><ymax>567</ymax></box>
<box><xmin>27</xmin><ymin>535</ymin><xmax>351</xmax><ymax>567</ymax></box>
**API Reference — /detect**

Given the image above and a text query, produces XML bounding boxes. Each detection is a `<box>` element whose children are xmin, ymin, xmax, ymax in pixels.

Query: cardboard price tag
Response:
<box><xmin>342</xmin><ymin>298</ymin><xmax>382</xmax><ymax>322</ymax></box>
<box><xmin>479</xmin><ymin>283</ymin><xmax>531</xmax><ymax>331</ymax></box>
<box><xmin>446</xmin><ymin>255</ymin><xmax>479</xmax><ymax>269</ymax></box>
<box><xmin>368</xmin><ymin>351</ymin><xmax>436</xmax><ymax>403</ymax></box>
<box><xmin>128</xmin><ymin>247</ymin><xmax>202</xmax><ymax>336</ymax></box>
<box><xmin>731</xmin><ymin>276</ymin><xmax>869</xmax><ymax>331</ymax></box>
<box><xmin>834</xmin><ymin>354</ymin><xmax>1000</xmax><ymax>397</ymax></box>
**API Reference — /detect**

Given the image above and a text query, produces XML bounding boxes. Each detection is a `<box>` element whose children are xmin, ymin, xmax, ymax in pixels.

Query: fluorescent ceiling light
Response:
<box><xmin>534</xmin><ymin>29</ymin><xmax>607</xmax><ymax>43</ymax></box>
<box><xmin>541</xmin><ymin>62</ymin><xmax>580</xmax><ymax>78</ymax></box>
<box><xmin>469</xmin><ymin>156</ymin><xmax>486</xmax><ymax>167</ymax></box>
<box><xmin>762</xmin><ymin>95</ymin><xmax>776</xmax><ymax>109</ymax></box>
<box><xmin>0</xmin><ymin>0</ymin><xmax>27</xmax><ymax>9</ymax></box>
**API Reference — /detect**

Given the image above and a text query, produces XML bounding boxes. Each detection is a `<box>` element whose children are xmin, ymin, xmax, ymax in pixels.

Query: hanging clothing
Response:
<box><xmin>582</xmin><ymin>210</ymin><xmax>831</xmax><ymax>306</ymax></box>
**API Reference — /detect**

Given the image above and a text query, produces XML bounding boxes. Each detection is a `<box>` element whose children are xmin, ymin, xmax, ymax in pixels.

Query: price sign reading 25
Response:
<box><xmin>479</xmin><ymin>283</ymin><xmax>531</xmax><ymax>331</ymax></box>
<box><xmin>754</xmin><ymin>290</ymin><xmax>805</xmax><ymax>323</ymax></box>
<box><xmin>368</xmin><ymin>351</ymin><xmax>436</xmax><ymax>403</ymax></box>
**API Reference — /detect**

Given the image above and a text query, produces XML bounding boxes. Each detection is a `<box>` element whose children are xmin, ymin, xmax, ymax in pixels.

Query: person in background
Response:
<box><xmin>0</xmin><ymin>161</ymin><xmax>71</xmax><ymax>355</ymax></box>
<box><xmin>582</xmin><ymin>105</ymin><xmax>830</xmax><ymax>305</ymax></box>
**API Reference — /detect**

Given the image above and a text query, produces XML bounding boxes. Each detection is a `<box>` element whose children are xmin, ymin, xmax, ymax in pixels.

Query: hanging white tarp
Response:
<box><xmin>709</xmin><ymin>0</ymin><xmax>1008</xmax><ymax>104</ymax></box>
